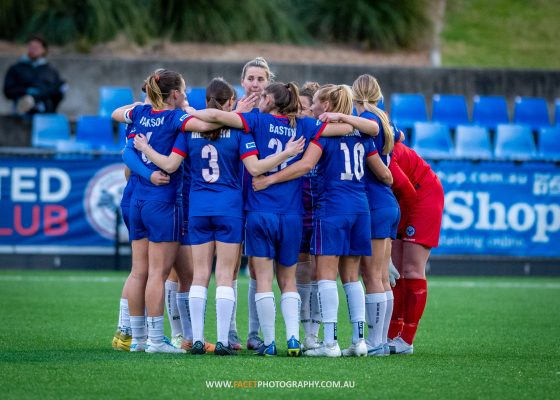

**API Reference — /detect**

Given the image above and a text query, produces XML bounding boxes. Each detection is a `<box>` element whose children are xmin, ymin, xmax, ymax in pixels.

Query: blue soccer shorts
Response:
<box><xmin>244</xmin><ymin>212</ymin><xmax>302</xmax><ymax>266</ymax></box>
<box><xmin>129</xmin><ymin>199</ymin><xmax>183</xmax><ymax>243</ymax></box>
<box><xmin>311</xmin><ymin>214</ymin><xmax>371</xmax><ymax>256</ymax></box>
<box><xmin>188</xmin><ymin>215</ymin><xmax>244</xmax><ymax>245</ymax></box>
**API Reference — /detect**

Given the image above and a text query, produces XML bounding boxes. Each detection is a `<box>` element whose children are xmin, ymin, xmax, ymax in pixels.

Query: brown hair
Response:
<box><xmin>241</xmin><ymin>57</ymin><xmax>275</xmax><ymax>81</ymax></box>
<box><xmin>299</xmin><ymin>81</ymin><xmax>320</xmax><ymax>104</ymax></box>
<box><xmin>144</xmin><ymin>69</ymin><xmax>184</xmax><ymax>110</ymax></box>
<box><xmin>203</xmin><ymin>77</ymin><xmax>236</xmax><ymax>141</ymax></box>
<box><xmin>352</xmin><ymin>74</ymin><xmax>394</xmax><ymax>155</ymax></box>
<box><xmin>315</xmin><ymin>84</ymin><xmax>353</xmax><ymax>115</ymax></box>
<box><xmin>265</xmin><ymin>82</ymin><xmax>301</xmax><ymax>128</ymax></box>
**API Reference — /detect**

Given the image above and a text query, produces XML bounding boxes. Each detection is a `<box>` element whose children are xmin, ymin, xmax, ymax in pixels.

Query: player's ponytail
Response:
<box><xmin>144</xmin><ymin>69</ymin><xmax>184</xmax><ymax>111</ymax></box>
<box><xmin>316</xmin><ymin>84</ymin><xmax>353</xmax><ymax>115</ymax></box>
<box><xmin>203</xmin><ymin>77</ymin><xmax>236</xmax><ymax>141</ymax></box>
<box><xmin>352</xmin><ymin>74</ymin><xmax>394</xmax><ymax>155</ymax></box>
<box><xmin>265</xmin><ymin>82</ymin><xmax>301</xmax><ymax>127</ymax></box>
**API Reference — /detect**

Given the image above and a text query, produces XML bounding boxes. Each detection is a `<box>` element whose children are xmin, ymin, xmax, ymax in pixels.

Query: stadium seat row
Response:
<box><xmin>412</xmin><ymin>122</ymin><xmax>560</xmax><ymax>161</ymax></box>
<box><xmin>32</xmin><ymin>113</ymin><xmax>125</xmax><ymax>151</ymax></box>
<box><xmin>390</xmin><ymin>94</ymin><xmax>559</xmax><ymax>131</ymax></box>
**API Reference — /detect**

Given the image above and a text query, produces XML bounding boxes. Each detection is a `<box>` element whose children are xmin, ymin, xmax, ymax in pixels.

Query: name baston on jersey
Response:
<box><xmin>237</xmin><ymin>112</ymin><xmax>326</xmax><ymax>214</ymax></box>
<box><xmin>124</xmin><ymin>104</ymin><xmax>191</xmax><ymax>203</ymax></box>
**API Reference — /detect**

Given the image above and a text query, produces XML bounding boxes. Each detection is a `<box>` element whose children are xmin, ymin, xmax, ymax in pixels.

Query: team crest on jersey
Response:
<box><xmin>406</xmin><ymin>225</ymin><xmax>416</xmax><ymax>237</ymax></box>
<box><xmin>84</xmin><ymin>163</ymin><xmax>129</xmax><ymax>241</ymax></box>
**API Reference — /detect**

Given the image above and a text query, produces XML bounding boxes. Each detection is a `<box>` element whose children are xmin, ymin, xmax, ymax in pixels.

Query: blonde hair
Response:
<box><xmin>352</xmin><ymin>74</ymin><xmax>394</xmax><ymax>155</ymax></box>
<box><xmin>299</xmin><ymin>81</ymin><xmax>320</xmax><ymax>102</ymax></box>
<box><xmin>241</xmin><ymin>57</ymin><xmax>275</xmax><ymax>82</ymax></box>
<box><xmin>316</xmin><ymin>84</ymin><xmax>353</xmax><ymax>116</ymax></box>
<box><xmin>144</xmin><ymin>69</ymin><xmax>184</xmax><ymax>110</ymax></box>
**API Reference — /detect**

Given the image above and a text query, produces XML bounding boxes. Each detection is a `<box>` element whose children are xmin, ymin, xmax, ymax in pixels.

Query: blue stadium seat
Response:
<box><xmin>472</xmin><ymin>95</ymin><xmax>509</xmax><ymax>130</ymax></box>
<box><xmin>389</xmin><ymin>93</ymin><xmax>428</xmax><ymax>130</ymax></box>
<box><xmin>538</xmin><ymin>126</ymin><xmax>560</xmax><ymax>161</ymax></box>
<box><xmin>76</xmin><ymin>115</ymin><xmax>116</xmax><ymax>150</ymax></box>
<box><xmin>513</xmin><ymin>96</ymin><xmax>550</xmax><ymax>130</ymax></box>
<box><xmin>31</xmin><ymin>114</ymin><xmax>71</xmax><ymax>148</ymax></box>
<box><xmin>98</xmin><ymin>86</ymin><xmax>134</xmax><ymax>118</ymax></box>
<box><xmin>187</xmin><ymin>87</ymin><xmax>207</xmax><ymax>110</ymax></box>
<box><xmin>555</xmin><ymin>98</ymin><xmax>560</xmax><ymax>125</ymax></box>
<box><xmin>454</xmin><ymin>125</ymin><xmax>492</xmax><ymax>160</ymax></box>
<box><xmin>412</xmin><ymin>122</ymin><xmax>454</xmax><ymax>159</ymax></box>
<box><xmin>494</xmin><ymin>124</ymin><xmax>536</xmax><ymax>160</ymax></box>
<box><xmin>432</xmin><ymin>94</ymin><xmax>469</xmax><ymax>128</ymax></box>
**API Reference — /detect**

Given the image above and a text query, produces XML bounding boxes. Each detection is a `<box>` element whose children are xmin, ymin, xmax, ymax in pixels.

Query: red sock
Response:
<box><xmin>388</xmin><ymin>278</ymin><xmax>405</xmax><ymax>339</ymax></box>
<box><xmin>400</xmin><ymin>278</ymin><xmax>427</xmax><ymax>345</ymax></box>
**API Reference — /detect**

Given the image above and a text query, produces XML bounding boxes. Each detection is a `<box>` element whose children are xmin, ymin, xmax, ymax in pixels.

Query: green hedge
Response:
<box><xmin>0</xmin><ymin>0</ymin><xmax>432</xmax><ymax>50</ymax></box>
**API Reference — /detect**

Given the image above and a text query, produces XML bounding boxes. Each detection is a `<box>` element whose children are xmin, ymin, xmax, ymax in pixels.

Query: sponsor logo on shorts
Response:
<box><xmin>406</xmin><ymin>225</ymin><xmax>416</xmax><ymax>237</ymax></box>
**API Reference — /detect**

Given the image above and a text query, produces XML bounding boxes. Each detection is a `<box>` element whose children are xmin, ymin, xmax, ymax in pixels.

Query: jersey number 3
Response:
<box><xmin>340</xmin><ymin>142</ymin><xmax>365</xmax><ymax>181</ymax></box>
<box><xmin>202</xmin><ymin>144</ymin><xmax>220</xmax><ymax>183</ymax></box>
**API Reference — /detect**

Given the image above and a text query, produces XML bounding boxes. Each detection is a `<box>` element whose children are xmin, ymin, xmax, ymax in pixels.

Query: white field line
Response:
<box><xmin>0</xmin><ymin>275</ymin><xmax>559</xmax><ymax>289</ymax></box>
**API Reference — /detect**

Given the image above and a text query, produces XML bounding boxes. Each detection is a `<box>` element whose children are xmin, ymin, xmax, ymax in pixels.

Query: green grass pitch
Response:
<box><xmin>0</xmin><ymin>270</ymin><xmax>559</xmax><ymax>399</ymax></box>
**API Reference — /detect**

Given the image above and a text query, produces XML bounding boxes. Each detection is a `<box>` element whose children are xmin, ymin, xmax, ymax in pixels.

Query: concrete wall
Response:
<box><xmin>1</xmin><ymin>56</ymin><xmax>559</xmax><ymax>118</ymax></box>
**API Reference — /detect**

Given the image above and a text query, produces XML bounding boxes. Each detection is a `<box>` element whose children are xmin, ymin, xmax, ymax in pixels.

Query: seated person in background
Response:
<box><xmin>3</xmin><ymin>34</ymin><xmax>66</xmax><ymax>115</ymax></box>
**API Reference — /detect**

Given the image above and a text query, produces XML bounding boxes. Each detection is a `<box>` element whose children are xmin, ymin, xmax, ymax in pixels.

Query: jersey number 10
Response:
<box><xmin>340</xmin><ymin>142</ymin><xmax>365</xmax><ymax>181</ymax></box>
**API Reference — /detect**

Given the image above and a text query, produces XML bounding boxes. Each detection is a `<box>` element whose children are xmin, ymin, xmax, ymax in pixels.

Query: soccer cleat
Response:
<box><xmin>246</xmin><ymin>334</ymin><xmax>265</xmax><ymax>350</ymax></box>
<box><xmin>367</xmin><ymin>342</ymin><xmax>388</xmax><ymax>357</ymax></box>
<box><xmin>301</xmin><ymin>334</ymin><xmax>321</xmax><ymax>351</ymax></box>
<box><xmin>117</xmin><ymin>332</ymin><xmax>132</xmax><ymax>352</ymax></box>
<box><xmin>190</xmin><ymin>340</ymin><xmax>207</xmax><ymax>355</ymax></box>
<box><xmin>228</xmin><ymin>330</ymin><xmax>243</xmax><ymax>351</ymax></box>
<box><xmin>145</xmin><ymin>339</ymin><xmax>186</xmax><ymax>354</ymax></box>
<box><xmin>129</xmin><ymin>340</ymin><xmax>147</xmax><ymax>352</ymax></box>
<box><xmin>287</xmin><ymin>335</ymin><xmax>301</xmax><ymax>357</ymax></box>
<box><xmin>214</xmin><ymin>342</ymin><xmax>237</xmax><ymax>356</ymax></box>
<box><xmin>181</xmin><ymin>339</ymin><xmax>216</xmax><ymax>352</ymax></box>
<box><xmin>255</xmin><ymin>341</ymin><xmax>277</xmax><ymax>356</ymax></box>
<box><xmin>383</xmin><ymin>342</ymin><xmax>391</xmax><ymax>355</ymax></box>
<box><xmin>171</xmin><ymin>334</ymin><xmax>183</xmax><ymax>349</ymax></box>
<box><xmin>342</xmin><ymin>340</ymin><xmax>368</xmax><ymax>357</ymax></box>
<box><xmin>112</xmin><ymin>330</ymin><xmax>121</xmax><ymax>350</ymax></box>
<box><xmin>304</xmin><ymin>342</ymin><xmax>341</xmax><ymax>357</ymax></box>
<box><xmin>389</xmin><ymin>336</ymin><xmax>414</xmax><ymax>355</ymax></box>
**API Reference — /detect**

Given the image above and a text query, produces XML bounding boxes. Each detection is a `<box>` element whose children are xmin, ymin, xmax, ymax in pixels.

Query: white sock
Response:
<box><xmin>130</xmin><ymin>315</ymin><xmax>147</xmax><ymax>343</ymax></box>
<box><xmin>365</xmin><ymin>293</ymin><xmax>387</xmax><ymax>347</ymax></box>
<box><xmin>248</xmin><ymin>279</ymin><xmax>260</xmax><ymax>337</ymax></box>
<box><xmin>318</xmin><ymin>280</ymin><xmax>338</xmax><ymax>345</ymax></box>
<box><xmin>384</xmin><ymin>290</ymin><xmax>394</xmax><ymax>344</ymax></box>
<box><xmin>189</xmin><ymin>285</ymin><xmax>208</xmax><ymax>343</ymax></box>
<box><xmin>216</xmin><ymin>286</ymin><xmax>235</xmax><ymax>345</ymax></box>
<box><xmin>165</xmin><ymin>280</ymin><xmax>182</xmax><ymax>337</ymax></box>
<box><xmin>281</xmin><ymin>292</ymin><xmax>301</xmax><ymax>341</ymax></box>
<box><xmin>255</xmin><ymin>292</ymin><xmax>275</xmax><ymax>346</ymax></box>
<box><xmin>229</xmin><ymin>280</ymin><xmax>238</xmax><ymax>333</ymax></box>
<box><xmin>176</xmin><ymin>292</ymin><xmax>193</xmax><ymax>341</ymax></box>
<box><xmin>297</xmin><ymin>283</ymin><xmax>312</xmax><ymax>336</ymax></box>
<box><xmin>310</xmin><ymin>281</ymin><xmax>321</xmax><ymax>337</ymax></box>
<box><xmin>119</xmin><ymin>298</ymin><xmax>131</xmax><ymax>335</ymax></box>
<box><xmin>147</xmin><ymin>315</ymin><xmax>165</xmax><ymax>344</ymax></box>
<box><xmin>343</xmin><ymin>281</ymin><xmax>366</xmax><ymax>344</ymax></box>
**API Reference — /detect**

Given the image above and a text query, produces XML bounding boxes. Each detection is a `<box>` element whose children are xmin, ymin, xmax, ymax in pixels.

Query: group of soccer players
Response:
<box><xmin>110</xmin><ymin>57</ymin><xmax>444</xmax><ymax>357</ymax></box>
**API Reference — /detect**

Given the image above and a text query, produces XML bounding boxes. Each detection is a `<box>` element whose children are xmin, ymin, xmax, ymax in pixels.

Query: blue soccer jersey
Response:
<box><xmin>359</xmin><ymin>110</ymin><xmax>400</xmax><ymax>210</ymax></box>
<box><xmin>238</xmin><ymin>112</ymin><xmax>326</xmax><ymax>214</ymax></box>
<box><xmin>124</xmin><ymin>104</ymin><xmax>191</xmax><ymax>203</ymax></box>
<box><xmin>312</xmin><ymin>131</ymin><xmax>376</xmax><ymax>217</ymax></box>
<box><xmin>184</xmin><ymin>128</ymin><xmax>257</xmax><ymax>218</ymax></box>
